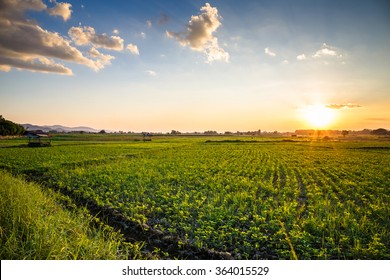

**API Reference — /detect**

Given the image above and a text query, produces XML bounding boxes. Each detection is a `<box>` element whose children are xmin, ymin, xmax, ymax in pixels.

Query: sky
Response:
<box><xmin>0</xmin><ymin>0</ymin><xmax>389</xmax><ymax>132</ymax></box>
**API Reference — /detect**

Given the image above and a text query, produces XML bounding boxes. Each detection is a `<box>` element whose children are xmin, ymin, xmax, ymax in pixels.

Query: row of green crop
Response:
<box><xmin>34</xmin><ymin>141</ymin><xmax>389</xmax><ymax>259</ymax></box>
<box><xmin>0</xmin><ymin>140</ymin><xmax>181</xmax><ymax>172</ymax></box>
<box><xmin>1</xmin><ymin>138</ymin><xmax>389</xmax><ymax>259</ymax></box>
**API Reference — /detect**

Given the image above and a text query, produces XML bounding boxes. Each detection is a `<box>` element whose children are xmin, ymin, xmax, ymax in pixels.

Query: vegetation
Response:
<box><xmin>0</xmin><ymin>171</ymin><xmax>143</xmax><ymax>259</ymax></box>
<box><xmin>371</xmin><ymin>128</ymin><xmax>389</xmax><ymax>135</ymax></box>
<box><xmin>0</xmin><ymin>115</ymin><xmax>25</xmax><ymax>136</ymax></box>
<box><xmin>0</xmin><ymin>134</ymin><xmax>389</xmax><ymax>259</ymax></box>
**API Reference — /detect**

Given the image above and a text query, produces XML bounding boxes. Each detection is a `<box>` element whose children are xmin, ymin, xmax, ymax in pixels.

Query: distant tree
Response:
<box><xmin>371</xmin><ymin>128</ymin><xmax>389</xmax><ymax>135</ymax></box>
<box><xmin>204</xmin><ymin>130</ymin><xmax>218</xmax><ymax>135</ymax></box>
<box><xmin>98</xmin><ymin>129</ymin><xmax>106</xmax><ymax>134</ymax></box>
<box><xmin>0</xmin><ymin>115</ymin><xmax>25</xmax><ymax>136</ymax></box>
<box><xmin>341</xmin><ymin>130</ymin><xmax>349</xmax><ymax>137</ymax></box>
<box><xmin>361</xmin><ymin>129</ymin><xmax>372</xmax><ymax>135</ymax></box>
<box><xmin>171</xmin><ymin>130</ymin><xmax>181</xmax><ymax>135</ymax></box>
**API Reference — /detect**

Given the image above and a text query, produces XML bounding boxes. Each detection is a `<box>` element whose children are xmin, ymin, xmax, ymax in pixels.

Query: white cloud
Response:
<box><xmin>166</xmin><ymin>3</ymin><xmax>229</xmax><ymax>63</ymax></box>
<box><xmin>113</xmin><ymin>29</ymin><xmax>119</xmax><ymax>35</ymax></box>
<box><xmin>264</xmin><ymin>47</ymin><xmax>276</xmax><ymax>57</ymax></box>
<box><xmin>313</xmin><ymin>43</ymin><xmax>339</xmax><ymax>58</ymax></box>
<box><xmin>0</xmin><ymin>22</ymin><xmax>88</xmax><ymax>64</ymax></box>
<box><xmin>126</xmin><ymin>44</ymin><xmax>139</xmax><ymax>55</ymax></box>
<box><xmin>0</xmin><ymin>54</ymin><xmax>73</xmax><ymax>75</ymax></box>
<box><xmin>88</xmin><ymin>47</ymin><xmax>114</xmax><ymax>70</ymax></box>
<box><xmin>46</xmin><ymin>1</ymin><xmax>72</xmax><ymax>21</ymax></box>
<box><xmin>68</xmin><ymin>26</ymin><xmax>124</xmax><ymax>50</ymax></box>
<box><xmin>145</xmin><ymin>70</ymin><xmax>157</xmax><ymax>76</ymax></box>
<box><xmin>146</xmin><ymin>20</ymin><xmax>152</xmax><ymax>28</ymax></box>
<box><xmin>0</xmin><ymin>64</ymin><xmax>11</xmax><ymax>72</ymax></box>
<box><xmin>0</xmin><ymin>0</ymin><xmax>119</xmax><ymax>74</ymax></box>
<box><xmin>297</xmin><ymin>54</ymin><xmax>306</xmax><ymax>60</ymax></box>
<box><xmin>203</xmin><ymin>40</ymin><xmax>229</xmax><ymax>63</ymax></box>
<box><xmin>1</xmin><ymin>0</ymin><xmax>47</xmax><ymax>15</ymax></box>
<box><xmin>282</xmin><ymin>60</ymin><xmax>289</xmax><ymax>64</ymax></box>
<box><xmin>0</xmin><ymin>17</ymin><xmax>90</xmax><ymax>75</ymax></box>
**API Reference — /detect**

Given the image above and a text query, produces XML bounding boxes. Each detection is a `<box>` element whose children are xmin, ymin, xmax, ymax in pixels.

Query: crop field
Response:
<box><xmin>0</xmin><ymin>135</ymin><xmax>389</xmax><ymax>259</ymax></box>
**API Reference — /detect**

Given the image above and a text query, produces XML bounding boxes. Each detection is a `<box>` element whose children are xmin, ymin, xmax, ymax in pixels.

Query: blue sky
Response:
<box><xmin>1</xmin><ymin>0</ymin><xmax>389</xmax><ymax>132</ymax></box>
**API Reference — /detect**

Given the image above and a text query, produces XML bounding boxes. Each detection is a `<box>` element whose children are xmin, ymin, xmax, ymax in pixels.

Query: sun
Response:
<box><xmin>301</xmin><ymin>104</ymin><xmax>336</xmax><ymax>128</ymax></box>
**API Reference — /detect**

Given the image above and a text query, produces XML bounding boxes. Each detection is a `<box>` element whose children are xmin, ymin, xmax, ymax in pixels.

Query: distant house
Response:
<box><xmin>142</xmin><ymin>132</ymin><xmax>152</xmax><ymax>141</ymax></box>
<box><xmin>26</xmin><ymin>131</ymin><xmax>51</xmax><ymax>147</ymax></box>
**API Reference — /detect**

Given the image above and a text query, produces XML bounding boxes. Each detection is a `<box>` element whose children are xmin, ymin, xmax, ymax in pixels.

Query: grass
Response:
<box><xmin>0</xmin><ymin>171</ymin><xmax>142</xmax><ymax>260</ymax></box>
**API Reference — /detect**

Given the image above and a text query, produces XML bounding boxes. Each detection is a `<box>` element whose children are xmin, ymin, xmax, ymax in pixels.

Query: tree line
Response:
<box><xmin>0</xmin><ymin>115</ymin><xmax>25</xmax><ymax>136</ymax></box>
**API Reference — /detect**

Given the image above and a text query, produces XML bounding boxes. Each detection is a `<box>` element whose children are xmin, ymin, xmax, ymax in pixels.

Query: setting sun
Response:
<box><xmin>301</xmin><ymin>105</ymin><xmax>336</xmax><ymax>128</ymax></box>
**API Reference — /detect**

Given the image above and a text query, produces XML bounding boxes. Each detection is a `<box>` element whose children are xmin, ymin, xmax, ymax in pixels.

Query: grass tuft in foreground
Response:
<box><xmin>0</xmin><ymin>171</ymin><xmax>142</xmax><ymax>260</ymax></box>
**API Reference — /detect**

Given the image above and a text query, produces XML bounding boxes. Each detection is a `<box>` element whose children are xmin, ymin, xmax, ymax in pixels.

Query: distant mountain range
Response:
<box><xmin>22</xmin><ymin>124</ymin><xmax>100</xmax><ymax>133</ymax></box>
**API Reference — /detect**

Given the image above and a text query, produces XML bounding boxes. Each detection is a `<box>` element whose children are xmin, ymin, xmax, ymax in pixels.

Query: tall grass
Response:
<box><xmin>0</xmin><ymin>171</ymin><xmax>139</xmax><ymax>259</ymax></box>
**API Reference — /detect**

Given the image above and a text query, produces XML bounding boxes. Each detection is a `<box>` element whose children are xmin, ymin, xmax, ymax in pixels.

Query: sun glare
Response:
<box><xmin>301</xmin><ymin>105</ymin><xmax>336</xmax><ymax>128</ymax></box>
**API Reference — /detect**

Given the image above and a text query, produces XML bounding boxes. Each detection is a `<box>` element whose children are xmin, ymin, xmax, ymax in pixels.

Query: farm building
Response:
<box><xmin>26</xmin><ymin>131</ymin><xmax>51</xmax><ymax>147</ymax></box>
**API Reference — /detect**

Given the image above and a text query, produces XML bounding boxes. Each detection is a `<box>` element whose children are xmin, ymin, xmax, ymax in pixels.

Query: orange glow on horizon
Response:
<box><xmin>300</xmin><ymin>104</ymin><xmax>337</xmax><ymax>129</ymax></box>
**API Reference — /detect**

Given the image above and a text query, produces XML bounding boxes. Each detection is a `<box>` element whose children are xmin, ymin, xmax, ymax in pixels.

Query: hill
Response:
<box><xmin>22</xmin><ymin>124</ymin><xmax>99</xmax><ymax>133</ymax></box>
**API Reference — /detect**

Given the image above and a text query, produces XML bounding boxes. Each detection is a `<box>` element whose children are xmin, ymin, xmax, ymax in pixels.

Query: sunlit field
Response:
<box><xmin>1</xmin><ymin>134</ymin><xmax>389</xmax><ymax>260</ymax></box>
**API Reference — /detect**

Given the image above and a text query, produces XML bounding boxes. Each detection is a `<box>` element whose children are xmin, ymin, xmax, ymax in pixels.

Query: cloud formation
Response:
<box><xmin>313</xmin><ymin>43</ymin><xmax>341</xmax><ymax>58</ymax></box>
<box><xmin>145</xmin><ymin>70</ymin><xmax>157</xmax><ymax>76</ymax></box>
<box><xmin>0</xmin><ymin>54</ymin><xmax>73</xmax><ymax>75</ymax></box>
<box><xmin>46</xmin><ymin>1</ymin><xmax>72</xmax><ymax>21</ymax></box>
<box><xmin>88</xmin><ymin>47</ymin><xmax>114</xmax><ymax>70</ymax></box>
<box><xmin>0</xmin><ymin>0</ymin><xmax>120</xmax><ymax>74</ymax></box>
<box><xmin>126</xmin><ymin>44</ymin><xmax>139</xmax><ymax>55</ymax></box>
<box><xmin>326</xmin><ymin>103</ymin><xmax>362</xmax><ymax>109</ymax></box>
<box><xmin>166</xmin><ymin>3</ymin><xmax>229</xmax><ymax>63</ymax></box>
<box><xmin>264</xmin><ymin>47</ymin><xmax>276</xmax><ymax>57</ymax></box>
<box><xmin>68</xmin><ymin>26</ymin><xmax>124</xmax><ymax>50</ymax></box>
<box><xmin>295</xmin><ymin>44</ymin><xmax>345</xmax><ymax>64</ymax></box>
<box><xmin>0</xmin><ymin>0</ymin><xmax>46</xmax><ymax>18</ymax></box>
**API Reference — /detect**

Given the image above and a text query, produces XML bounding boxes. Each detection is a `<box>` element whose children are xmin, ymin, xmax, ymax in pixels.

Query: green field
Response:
<box><xmin>0</xmin><ymin>134</ymin><xmax>389</xmax><ymax>259</ymax></box>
